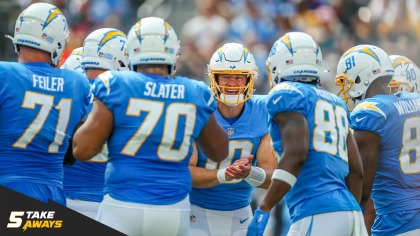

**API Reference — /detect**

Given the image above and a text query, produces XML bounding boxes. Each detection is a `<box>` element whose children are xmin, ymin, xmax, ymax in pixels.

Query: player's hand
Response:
<box><xmin>246</xmin><ymin>207</ymin><xmax>270</xmax><ymax>236</ymax></box>
<box><xmin>225</xmin><ymin>155</ymin><xmax>253</xmax><ymax>179</ymax></box>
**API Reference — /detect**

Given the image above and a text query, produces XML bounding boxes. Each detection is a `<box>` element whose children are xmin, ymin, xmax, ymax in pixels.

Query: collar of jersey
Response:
<box><xmin>23</xmin><ymin>62</ymin><xmax>53</xmax><ymax>67</ymax></box>
<box><xmin>215</xmin><ymin>99</ymin><xmax>249</xmax><ymax>127</ymax></box>
<box><xmin>144</xmin><ymin>73</ymin><xmax>169</xmax><ymax>80</ymax></box>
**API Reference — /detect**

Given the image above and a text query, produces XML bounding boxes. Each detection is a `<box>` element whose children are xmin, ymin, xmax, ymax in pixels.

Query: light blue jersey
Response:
<box><xmin>0</xmin><ymin>62</ymin><xmax>90</xmax><ymax>205</ymax></box>
<box><xmin>267</xmin><ymin>82</ymin><xmax>360</xmax><ymax>224</ymax></box>
<box><xmin>351</xmin><ymin>92</ymin><xmax>420</xmax><ymax>236</ymax></box>
<box><xmin>92</xmin><ymin>71</ymin><xmax>217</xmax><ymax>205</ymax></box>
<box><xmin>190</xmin><ymin>95</ymin><xmax>269</xmax><ymax>211</ymax></box>
<box><xmin>64</xmin><ymin>78</ymin><xmax>107</xmax><ymax>203</ymax></box>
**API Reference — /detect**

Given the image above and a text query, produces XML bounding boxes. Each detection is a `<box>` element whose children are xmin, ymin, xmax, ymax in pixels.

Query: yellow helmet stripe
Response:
<box><xmin>340</xmin><ymin>46</ymin><xmax>380</xmax><ymax>65</ymax></box>
<box><xmin>98</xmin><ymin>30</ymin><xmax>126</xmax><ymax>52</ymax></box>
<box><xmin>43</xmin><ymin>8</ymin><xmax>63</xmax><ymax>30</ymax></box>
<box><xmin>392</xmin><ymin>57</ymin><xmax>417</xmax><ymax>69</ymax></box>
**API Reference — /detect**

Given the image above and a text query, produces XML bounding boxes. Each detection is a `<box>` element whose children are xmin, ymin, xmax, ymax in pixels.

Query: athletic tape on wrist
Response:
<box><xmin>245</xmin><ymin>166</ymin><xmax>266</xmax><ymax>187</ymax></box>
<box><xmin>217</xmin><ymin>168</ymin><xmax>227</xmax><ymax>183</ymax></box>
<box><xmin>271</xmin><ymin>169</ymin><xmax>297</xmax><ymax>187</ymax></box>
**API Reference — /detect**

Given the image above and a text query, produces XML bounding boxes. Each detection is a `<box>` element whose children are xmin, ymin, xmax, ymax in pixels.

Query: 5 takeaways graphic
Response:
<box><xmin>0</xmin><ymin>186</ymin><xmax>125</xmax><ymax>236</ymax></box>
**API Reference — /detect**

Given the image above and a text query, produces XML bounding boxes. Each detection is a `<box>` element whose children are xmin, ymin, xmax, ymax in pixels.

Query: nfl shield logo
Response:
<box><xmin>190</xmin><ymin>215</ymin><xmax>196</xmax><ymax>222</ymax></box>
<box><xmin>228</xmin><ymin>127</ymin><xmax>234</xmax><ymax>136</ymax></box>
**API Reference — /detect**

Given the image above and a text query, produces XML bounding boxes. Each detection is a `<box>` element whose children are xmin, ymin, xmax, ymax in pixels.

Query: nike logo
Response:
<box><xmin>356</xmin><ymin>116</ymin><xmax>366</xmax><ymax>122</ymax></box>
<box><xmin>273</xmin><ymin>96</ymin><xmax>283</xmax><ymax>105</ymax></box>
<box><xmin>240</xmin><ymin>217</ymin><xmax>249</xmax><ymax>224</ymax></box>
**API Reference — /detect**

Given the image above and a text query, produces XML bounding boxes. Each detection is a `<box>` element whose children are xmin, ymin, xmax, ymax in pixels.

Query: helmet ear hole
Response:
<box><xmin>355</xmin><ymin>76</ymin><xmax>361</xmax><ymax>84</ymax></box>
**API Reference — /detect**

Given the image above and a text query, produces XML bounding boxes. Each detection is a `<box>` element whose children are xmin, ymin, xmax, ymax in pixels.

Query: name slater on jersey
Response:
<box><xmin>311</xmin><ymin>87</ymin><xmax>341</xmax><ymax>103</ymax></box>
<box><xmin>393</xmin><ymin>98</ymin><xmax>420</xmax><ymax>115</ymax></box>
<box><xmin>144</xmin><ymin>81</ymin><xmax>185</xmax><ymax>99</ymax></box>
<box><xmin>32</xmin><ymin>75</ymin><xmax>64</xmax><ymax>92</ymax></box>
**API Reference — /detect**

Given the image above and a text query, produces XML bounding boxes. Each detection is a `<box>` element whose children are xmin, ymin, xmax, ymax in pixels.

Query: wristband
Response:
<box><xmin>245</xmin><ymin>166</ymin><xmax>266</xmax><ymax>187</ymax></box>
<box><xmin>217</xmin><ymin>168</ymin><xmax>227</xmax><ymax>183</ymax></box>
<box><xmin>271</xmin><ymin>169</ymin><xmax>297</xmax><ymax>187</ymax></box>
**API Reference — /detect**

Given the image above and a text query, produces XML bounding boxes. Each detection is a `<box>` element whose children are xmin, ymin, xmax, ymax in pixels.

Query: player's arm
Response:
<box><xmin>225</xmin><ymin>133</ymin><xmax>277</xmax><ymax>189</ymax></box>
<box><xmin>189</xmin><ymin>142</ymin><xmax>235</xmax><ymax>188</ymax></box>
<box><xmin>364</xmin><ymin>196</ymin><xmax>376</xmax><ymax>235</ymax></box>
<box><xmin>259</xmin><ymin>111</ymin><xmax>309</xmax><ymax>212</ymax></box>
<box><xmin>195</xmin><ymin>113</ymin><xmax>229</xmax><ymax>163</ymax></box>
<box><xmin>353</xmin><ymin>129</ymin><xmax>380</xmax><ymax>233</ymax></box>
<box><xmin>73</xmin><ymin>99</ymin><xmax>114</xmax><ymax>162</ymax></box>
<box><xmin>344</xmin><ymin>131</ymin><xmax>364</xmax><ymax>204</ymax></box>
<box><xmin>353</xmin><ymin>130</ymin><xmax>380</xmax><ymax>209</ymax></box>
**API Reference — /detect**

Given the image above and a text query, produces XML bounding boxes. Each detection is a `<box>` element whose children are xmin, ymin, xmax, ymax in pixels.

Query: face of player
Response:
<box><xmin>218</xmin><ymin>74</ymin><xmax>247</xmax><ymax>95</ymax></box>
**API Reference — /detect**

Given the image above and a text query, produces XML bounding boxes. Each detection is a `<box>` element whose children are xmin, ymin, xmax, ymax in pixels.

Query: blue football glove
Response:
<box><xmin>246</xmin><ymin>207</ymin><xmax>270</xmax><ymax>236</ymax></box>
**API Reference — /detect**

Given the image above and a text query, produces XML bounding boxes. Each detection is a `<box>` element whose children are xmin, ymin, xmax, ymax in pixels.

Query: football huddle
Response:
<box><xmin>1</xmin><ymin>2</ymin><xmax>420</xmax><ymax>236</ymax></box>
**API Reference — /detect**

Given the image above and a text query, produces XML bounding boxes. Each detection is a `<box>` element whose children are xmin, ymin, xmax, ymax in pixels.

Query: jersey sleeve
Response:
<box><xmin>266</xmin><ymin>83</ymin><xmax>307</xmax><ymax>117</ymax></box>
<box><xmin>92</xmin><ymin>71</ymin><xmax>120</xmax><ymax>113</ymax></box>
<box><xmin>350</xmin><ymin>99</ymin><xmax>389</xmax><ymax>136</ymax></box>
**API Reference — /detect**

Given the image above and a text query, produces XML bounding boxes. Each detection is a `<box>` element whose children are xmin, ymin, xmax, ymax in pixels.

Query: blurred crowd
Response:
<box><xmin>2</xmin><ymin>0</ymin><xmax>420</xmax><ymax>95</ymax></box>
<box><xmin>1</xmin><ymin>0</ymin><xmax>419</xmax><ymax>235</ymax></box>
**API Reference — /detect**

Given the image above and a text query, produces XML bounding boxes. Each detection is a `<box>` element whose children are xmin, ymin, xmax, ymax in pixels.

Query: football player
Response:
<box><xmin>0</xmin><ymin>3</ymin><xmax>90</xmax><ymax>205</ymax></box>
<box><xmin>189</xmin><ymin>43</ymin><xmax>277</xmax><ymax>236</ymax></box>
<box><xmin>363</xmin><ymin>54</ymin><xmax>420</xmax><ymax>234</ymax></box>
<box><xmin>72</xmin><ymin>17</ymin><xmax>229</xmax><ymax>236</ymax></box>
<box><xmin>388</xmin><ymin>55</ymin><xmax>419</xmax><ymax>94</ymax></box>
<box><xmin>247</xmin><ymin>32</ymin><xmax>366</xmax><ymax>236</ymax></box>
<box><xmin>63</xmin><ymin>29</ymin><xmax>129</xmax><ymax>219</ymax></box>
<box><xmin>336</xmin><ymin>46</ymin><xmax>420</xmax><ymax>236</ymax></box>
<box><xmin>60</xmin><ymin>47</ymin><xmax>84</xmax><ymax>73</ymax></box>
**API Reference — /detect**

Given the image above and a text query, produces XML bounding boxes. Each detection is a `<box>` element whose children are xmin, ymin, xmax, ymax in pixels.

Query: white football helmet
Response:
<box><xmin>11</xmin><ymin>2</ymin><xmax>69</xmax><ymax>66</ymax></box>
<box><xmin>126</xmin><ymin>17</ymin><xmax>180</xmax><ymax>75</ymax></box>
<box><xmin>388</xmin><ymin>55</ymin><xmax>419</xmax><ymax>94</ymax></box>
<box><xmin>81</xmin><ymin>28</ymin><xmax>129</xmax><ymax>71</ymax></box>
<box><xmin>336</xmin><ymin>45</ymin><xmax>394</xmax><ymax>110</ymax></box>
<box><xmin>267</xmin><ymin>32</ymin><xmax>322</xmax><ymax>88</ymax></box>
<box><xmin>60</xmin><ymin>47</ymin><xmax>84</xmax><ymax>73</ymax></box>
<box><xmin>208</xmin><ymin>43</ymin><xmax>258</xmax><ymax>106</ymax></box>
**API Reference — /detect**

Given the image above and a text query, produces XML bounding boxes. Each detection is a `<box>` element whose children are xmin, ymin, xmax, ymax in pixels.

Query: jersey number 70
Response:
<box><xmin>121</xmin><ymin>99</ymin><xmax>196</xmax><ymax>162</ymax></box>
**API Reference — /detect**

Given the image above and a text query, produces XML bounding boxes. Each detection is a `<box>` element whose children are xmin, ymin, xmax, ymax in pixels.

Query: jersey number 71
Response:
<box><xmin>13</xmin><ymin>91</ymin><xmax>71</xmax><ymax>153</ymax></box>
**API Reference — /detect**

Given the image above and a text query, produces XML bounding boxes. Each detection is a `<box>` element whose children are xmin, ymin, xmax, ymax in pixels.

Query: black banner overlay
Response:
<box><xmin>0</xmin><ymin>186</ymin><xmax>126</xmax><ymax>236</ymax></box>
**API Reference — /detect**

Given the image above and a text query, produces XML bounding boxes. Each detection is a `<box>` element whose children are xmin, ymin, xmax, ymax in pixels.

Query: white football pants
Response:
<box><xmin>287</xmin><ymin>210</ymin><xmax>368</xmax><ymax>236</ymax></box>
<box><xmin>96</xmin><ymin>194</ymin><xmax>190</xmax><ymax>236</ymax></box>
<box><xmin>190</xmin><ymin>204</ymin><xmax>253</xmax><ymax>236</ymax></box>
<box><xmin>395</xmin><ymin>229</ymin><xmax>420</xmax><ymax>236</ymax></box>
<box><xmin>66</xmin><ymin>198</ymin><xmax>101</xmax><ymax>220</ymax></box>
